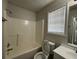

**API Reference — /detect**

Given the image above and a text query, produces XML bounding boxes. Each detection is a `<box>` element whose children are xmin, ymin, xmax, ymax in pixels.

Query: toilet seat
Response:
<box><xmin>34</xmin><ymin>52</ymin><xmax>48</xmax><ymax>59</ymax></box>
<box><xmin>34</xmin><ymin>40</ymin><xmax>55</xmax><ymax>59</ymax></box>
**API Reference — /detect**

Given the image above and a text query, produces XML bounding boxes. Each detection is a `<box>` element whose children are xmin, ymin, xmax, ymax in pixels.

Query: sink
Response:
<box><xmin>53</xmin><ymin>45</ymin><xmax>77</xmax><ymax>59</ymax></box>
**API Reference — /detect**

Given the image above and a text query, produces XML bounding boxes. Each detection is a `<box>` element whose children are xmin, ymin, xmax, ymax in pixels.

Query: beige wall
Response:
<box><xmin>2</xmin><ymin>0</ymin><xmax>8</xmax><ymax>59</ymax></box>
<box><xmin>2</xmin><ymin>0</ymin><xmax>7</xmax><ymax>17</ymax></box>
<box><xmin>36</xmin><ymin>0</ymin><xmax>68</xmax><ymax>45</ymax></box>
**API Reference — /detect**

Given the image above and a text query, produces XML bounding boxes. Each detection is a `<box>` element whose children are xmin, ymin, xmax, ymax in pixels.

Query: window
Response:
<box><xmin>48</xmin><ymin>6</ymin><xmax>66</xmax><ymax>35</ymax></box>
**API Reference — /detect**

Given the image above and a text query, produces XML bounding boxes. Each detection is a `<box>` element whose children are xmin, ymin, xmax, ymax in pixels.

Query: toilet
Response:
<box><xmin>34</xmin><ymin>40</ymin><xmax>55</xmax><ymax>59</ymax></box>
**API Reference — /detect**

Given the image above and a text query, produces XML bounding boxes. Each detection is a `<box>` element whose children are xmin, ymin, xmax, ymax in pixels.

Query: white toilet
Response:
<box><xmin>34</xmin><ymin>40</ymin><xmax>55</xmax><ymax>59</ymax></box>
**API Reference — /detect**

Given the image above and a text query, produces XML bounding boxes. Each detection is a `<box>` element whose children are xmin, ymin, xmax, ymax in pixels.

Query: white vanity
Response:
<box><xmin>53</xmin><ymin>45</ymin><xmax>77</xmax><ymax>59</ymax></box>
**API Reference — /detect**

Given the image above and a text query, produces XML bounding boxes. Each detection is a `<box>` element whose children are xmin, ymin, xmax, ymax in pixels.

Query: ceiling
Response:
<box><xmin>8</xmin><ymin>0</ymin><xmax>54</xmax><ymax>12</ymax></box>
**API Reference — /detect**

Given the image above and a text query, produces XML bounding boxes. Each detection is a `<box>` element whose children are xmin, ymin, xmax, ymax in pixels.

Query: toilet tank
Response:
<box><xmin>42</xmin><ymin>40</ymin><xmax>55</xmax><ymax>55</ymax></box>
<box><xmin>42</xmin><ymin>40</ymin><xmax>50</xmax><ymax>55</ymax></box>
<box><xmin>48</xmin><ymin>41</ymin><xmax>55</xmax><ymax>54</ymax></box>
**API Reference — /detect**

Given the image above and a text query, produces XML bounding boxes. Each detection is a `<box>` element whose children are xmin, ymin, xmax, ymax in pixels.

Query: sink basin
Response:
<box><xmin>53</xmin><ymin>45</ymin><xmax>77</xmax><ymax>59</ymax></box>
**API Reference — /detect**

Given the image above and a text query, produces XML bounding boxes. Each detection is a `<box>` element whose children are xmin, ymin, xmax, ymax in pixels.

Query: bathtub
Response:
<box><xmin>12</xmin><ymin>44</ymin><xmax>42</xmax><ymax>59</ymax></box>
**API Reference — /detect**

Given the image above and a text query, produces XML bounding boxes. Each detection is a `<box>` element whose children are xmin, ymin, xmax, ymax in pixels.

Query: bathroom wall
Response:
<box><xmin>2</xmin><ymin>0</ymin><xmax>8</xmax><ymax>59</ymax></box>
<box><xmin>36</xmin><ymin>0</ymin><xmax>67</xmax><ymax>45</ymax></box>
<box><xmin>36</xmin><ymin>19</ymin><xmax>45</xmax><ymax>44</ymax></box>
<box><xmin>7</xmin><ymin>3</ymin><xmax>37</xmax><ymax>54</ymax></box>
<box><xmin>2</xmin><ymin>0</ymin><xmax>7</xmax><ymax>17</ymax></box>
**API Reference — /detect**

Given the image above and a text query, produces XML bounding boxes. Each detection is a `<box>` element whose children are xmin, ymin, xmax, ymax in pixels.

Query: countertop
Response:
<box><xmin>53</xmin><ymin>45</ymin><xmax>77</xmax><ymax>59</ymax></box>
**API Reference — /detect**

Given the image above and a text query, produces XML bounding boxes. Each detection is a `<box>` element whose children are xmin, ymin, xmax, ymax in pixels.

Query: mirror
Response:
<box><xmin>68</xmin><ymin>4</ymin><xmax>77</xmax><ymax>45</ymax></box>
<box><xmin>48</xmin><ymin>6</ymin><xmax>66</xmax><ymax>36</ymax></box>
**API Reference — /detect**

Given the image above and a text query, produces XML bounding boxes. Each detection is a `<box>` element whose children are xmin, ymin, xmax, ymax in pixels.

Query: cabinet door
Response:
<box><xmin>54</xmin><ymin>53</ymin><xmax>65</xmax><ymax>59</ymax></box>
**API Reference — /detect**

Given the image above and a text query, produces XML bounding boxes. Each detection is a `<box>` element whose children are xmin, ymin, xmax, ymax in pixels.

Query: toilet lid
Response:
<box><xmin>34</xmin><ymin>52</ymin><xmax>48</xmax><ymax>59</ymax></box>
<box><xmin>35</xmin><ymin>53</ymin><xmax>45</xmax><ymax>59</ymax></box>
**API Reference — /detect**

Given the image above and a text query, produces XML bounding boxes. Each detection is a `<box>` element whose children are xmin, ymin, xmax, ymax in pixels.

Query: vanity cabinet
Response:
<box><xmin>54</xmin><ymin>52</ymin><xmax>64</xmax><ymax>59</ymax></box>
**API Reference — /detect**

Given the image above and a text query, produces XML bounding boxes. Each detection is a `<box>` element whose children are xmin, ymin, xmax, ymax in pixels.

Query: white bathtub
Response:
<box><xmin>12</xmin><ymin>44</ymin><xmax>41</xmax><ymax>59</ymax></box>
